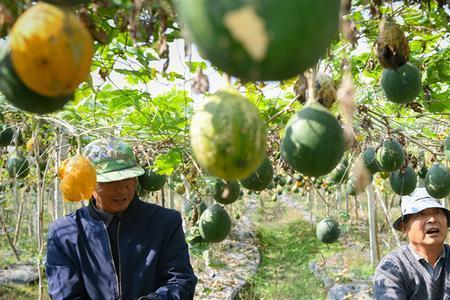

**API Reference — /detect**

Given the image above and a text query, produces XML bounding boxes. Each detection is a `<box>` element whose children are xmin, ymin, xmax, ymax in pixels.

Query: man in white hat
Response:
<box><xmin>374</xmin><ymin>187</ymin><xmax>450</xmax><ymax>299</ymax></box>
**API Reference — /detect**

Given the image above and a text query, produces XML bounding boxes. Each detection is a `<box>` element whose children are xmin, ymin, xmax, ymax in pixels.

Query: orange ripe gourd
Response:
<box><xmin>26</xmin><ymin>138</ymin><xmax>34</xmax><ymax>152</ymax></box>
<box><xmin>59</xmin><ymin>155</ymin><xmax>96</xmax><ymax>202</ymax></box>
<box><xmin>9</xmin><ymin>2</ymin><xmax>93</xmax><ymax>97</ymax></box>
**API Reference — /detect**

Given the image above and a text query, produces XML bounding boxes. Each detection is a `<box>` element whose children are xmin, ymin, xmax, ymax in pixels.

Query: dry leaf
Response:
<box><xmin>354</xmin><ymin>158</ymin><xmax>372</xmax><ymax>191</ymax></box>
<box><xmin>315</xmin><ymin>73</ymin><xmax>337</xmax><ymax>109</ymax></box>
<box><xmin>376</xmin><ymin>16</ymin><xmax>409</xmax><ymax>69</ymax></box>
<box><xmin>0</xmin><ymin>4</ymin><xmax>13</xmax><ymax>28</ymax></box>
<box><xmin>342</xmin><ymin>18</ymin><xmax>358</xmax><ymax>46</ymax></box>
<box><xmin>337</xmin><ymin>72</ymin><xmax>354</xmax><ymax>125</ymax></box>
<box><xmin>192</xmin><ymin>68</ymin><xmax>209</xmax><ymax>94</ymax></box>
<box><xmin>293</xmin><ymin>73</ymin><xmax>307</xmax><ymax>104</ymax></box>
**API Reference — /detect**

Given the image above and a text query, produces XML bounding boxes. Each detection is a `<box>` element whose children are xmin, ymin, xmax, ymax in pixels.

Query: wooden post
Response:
<box><xmin>13</xmin><ymin>188</ymin><xmax>25</xmax><ymax>246</ymax></box>
<box><xmin>180</xmin><ymin>174</ymin><xmax>191</xmax><ymax>216</ymax></box>
<box><xmin>161</xmin><ymin>189</ymin><xmax>165</xmax><ymax>207</ymax></box>
<box><xmin>345</xmin><ymin>187</ymin><xmax>349</xmax><ymax>213</ymax></box>
<box><xmin>375</xmin><ymin>187</ymin><xmax>401</xmax><ymax>248</ymax></box>
<box><xmin>34</xmin><ymin>136</ymin><xmax>45</xmax><ymax>300</ymax></box>
<box><xmin>359</xmin><ymin>196</ymin><xmax>366</xmax><ymax>220</ymax></box>
<box><xmin>54</xmin><ymin>133</ymin><xmax>61</xmax><ymax>221</ymax></box>
<box><xmin>308</xmin><ymin>191</ymin><xmax>313</xmax><ymax>226</ymax></box>
<box><xmin>312</xmin><ymin>189</ymin><xmax>317</xmax><ymax>217</ymax></box>
<box><xmin>26</xmin><ymin>190</ymin><xmax>32</xmax><ymax>238</ymax></box>
<box><xmin>337</xmin><ymin>186</ymin><xmax>342</xmax><ymax>211</ymax></box>
<box><xmin>155</xmin><ymin>192</ymin><xmax>160</xmax><ymax>205</ymax></box>
<box><xmin>37</xmin><ymin>189</ymin><xmax>45</xmax><ymax>300</ymax></box>
<box><xmin>0</xmin><ymin>211</ymin><xmax>21</xmax><ymax>261</ymax></box>
<box><xmin>13</xmin><ymin>180</ymin><xmax>18</xmax><ymax>210</ymax></box>
<box><xmin>31</xmin><ymin>187</ymin><xmax>37</xmax><ymax>237</ymax></box>
<box><xmin>445</xmin><ymin>198</ymin><xmax>450</xmax><ymax>245</ymax></box>
<box><xmin>326</xmin><ymin>204</ymin><xmax>330</xmax><ymax>217</ymax></box>
<box><xmin>367</xmin><ymin>184</ymin><xmax>380</xmax><ymax>265</ymax></box>
<box><xmin>168</xmin><ymin>189</ymin><xmax>175</xmax><ymax>210</ymax></box>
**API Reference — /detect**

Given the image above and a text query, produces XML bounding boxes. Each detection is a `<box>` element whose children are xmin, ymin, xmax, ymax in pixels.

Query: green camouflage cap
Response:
<box><xmin>83</xmin><ymin>139</ymin><xmax>144</xmax><ymax>183</ymax></box>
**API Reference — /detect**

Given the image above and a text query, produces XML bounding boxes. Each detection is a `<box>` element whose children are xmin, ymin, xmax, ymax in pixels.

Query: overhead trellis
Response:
<box><xmin>0</xmin><ymin>0</ymin><xmax>449</xmax><ymax>185</ymax></box>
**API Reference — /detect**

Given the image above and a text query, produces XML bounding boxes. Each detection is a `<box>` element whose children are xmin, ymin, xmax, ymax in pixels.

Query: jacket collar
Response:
<box><xmin>88</xmin><ymin>194</ymin><xmax>141</xmax><ymax>224</ymax></box>
<box><xmin>408</xmin><ymin>244</ymin><xmax>446</xmax><ymax>263</ymax></box>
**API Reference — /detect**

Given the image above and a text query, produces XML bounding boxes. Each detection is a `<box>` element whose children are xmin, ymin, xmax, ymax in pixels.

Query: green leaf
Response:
<box><xmin>186</xmin><ymin>61</ymin><xmax>207</xmax><ymax>73</ymax></box>
<box><xmin>153</xmin><ymin>148</ymin><xmax>183</xmax><ymax>175</ymax></box>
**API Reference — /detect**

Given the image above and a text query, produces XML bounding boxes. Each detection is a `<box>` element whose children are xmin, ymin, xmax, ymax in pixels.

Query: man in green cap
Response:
<box><xmin>46</xmin><ymin>138</ymin><xmax>197</xmax><ymax>300</ymax></box>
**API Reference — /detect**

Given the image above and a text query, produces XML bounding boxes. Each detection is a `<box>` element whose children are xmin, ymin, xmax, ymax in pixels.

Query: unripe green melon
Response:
<box><xmin>294</xmin><ymin>174</ymin><xmax>303</xmax><ymax>181</ymax></box>
<box><xmin>445</xmin><ymin>135</ymin><xmax>450</xmax><ymax>161</ymax></box>
<box><xmin>376</xmin><ymin>139</ymin><xmax>404</xmax><ymax>172</ymax></box>
<box><xmin>196</xmin><ymin>201</ymin><xmax>208</xmax><ymax>217</ymax></box>
<box><xmin>199</xmin><ymin>203</ymin><xmax>232</xmax><ymax>243</ymax></box>
<box><xmin>139</xmin><ymin>168</ymin><xmax>166</xmax><ymax>191</ymax></box>
<box><xmin>286</xmin><ymin>177</ymin><xmax>294</xmax><ymax>185</ymax></box>
<box><xmin>418</xmin><ymin>165</ymin><xmax>428</xmax><ymax>179</ymax></box>
<box><xmin>190</xmin><ymin>88</ymin><xmax>267</xmax><ymax>181</ymax></box>
<box><xmin>316</xmin><ymin>217</ymin><xmax>340</xmax><ymax>244</ymax></box>
<box><xmin>273</xmin><ymin>175</ymin><xmax>280</xmax><ymax>183</ymax></box>
<box><xmin>379</xmin><ymin>171</ymin><xmax>390</xmax><ymax>179</ymax></box>
<box><xmin>0</xmin><ymin>124</ymin><xmax>14</xmax><ymax>147</ymax></box>
<box><xmin>7</xmin><ymin>153</ymin><xmax>29</xmax><ymax>179</ymax></box>
<box><xmin>362</xmin><ymin>146</ymin><xmax>382</xmax><ymax>174</ymax></box>
<box><xmin>185</xmin><ymin>226</ymin><xmax>206</xmax><ymax>246</ymax></box>
<box><xmin>381</xmin><ymin>62</ymin><xmax>421</xmax><ymax>104</ymax></box>
<box><xmin>184</xmin><ymin>198</ymin><xmax>208</xmax><ymax>224</ymax></box>
<box><xmin>425</xmin><ymin>163</ymin><xmax>450</xmax><ymax>199</ymax></box>
<box><xmin>176</xmin><ymin>1</ymin><xmax>340</xmax><ymax>81</ymax></box>
<box><xmin>175</xmin><ymin>183</ymin><xmax>186</xmax><ymax>195</ymax></box>
<box><xmin>329</xmin><ymin>158</ymin><xmax>349</xmax><ymax>184</ymax></box>
<box><xmin>240</xmin><ymin>157</ymin><xmax>273</xmax><ymax>191</ymax></box>
<box><xmin>281</xmin><ymin>103</ymin><xmax>344</xmax><ymax>177</ymax></box>
<box><xmin>389</xmin><ymin>166</ymin><xmax>417</xmax><ymax>196</ymax></box>
<box><xmin>213</xmin><ymin>179</ymin><xmax>240</xmax><ymax>205</ymax></box>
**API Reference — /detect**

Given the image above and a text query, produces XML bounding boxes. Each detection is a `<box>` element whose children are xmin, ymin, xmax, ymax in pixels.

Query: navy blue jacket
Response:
<box><xmin>46</xmin><ymin>196</ymin><xmax>197</xmax><ymax>300</ymax></box>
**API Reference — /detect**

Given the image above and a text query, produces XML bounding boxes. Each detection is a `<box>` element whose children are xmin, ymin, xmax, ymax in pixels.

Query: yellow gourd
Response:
<box><xmin>26</xmin><ymin>137</ymin><xmax>36</xmax><ymax>152</ymax></box>
<box><xmin>9</xmin><ymin>3</ymin><xmax>93</xmax><ymax>97</ymax></box>
<box><xmin>59</xmin><ymin>155</ymin><xmax>96</xmax><ymax>202</ymax></box>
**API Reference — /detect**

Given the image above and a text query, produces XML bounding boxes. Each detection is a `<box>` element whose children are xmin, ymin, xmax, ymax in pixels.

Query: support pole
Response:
<box><xmin>367</xmin><ymin>184</ymin><xmax>380</xmax><ymax>265</ymax></box>
<box><xmin>375</xmin><ymin>188</ymin><xmax>401</xmax><ymax>248</ymax></box>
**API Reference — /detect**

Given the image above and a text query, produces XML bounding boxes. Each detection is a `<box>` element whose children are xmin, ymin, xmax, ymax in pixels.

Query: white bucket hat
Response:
<box><xmin>393</xmin><ymin>187</ymin><xmax>450</xmax><ymax>231</ymax></box>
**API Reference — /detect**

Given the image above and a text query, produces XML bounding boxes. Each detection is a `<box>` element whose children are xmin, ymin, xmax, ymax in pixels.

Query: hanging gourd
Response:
<box><xmin>0</xmin><ymin>3</ymin><xmax>94</xmax><ymax>114</ymax></box>
<box><xmin>59</xmin><ymin>155</ymin><xmax>97</xmax><ymax>202</ymax></box>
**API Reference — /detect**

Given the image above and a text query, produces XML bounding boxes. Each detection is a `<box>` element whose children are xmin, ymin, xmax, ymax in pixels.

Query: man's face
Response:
<box><xmin>93</xmin><ymin>177</ymin><xmax>137</xmax><ymax>214</ymax></box>
<box><xmin>403</xmin><ymin>208</ymin><xmax>448</xmax><ymax>249</ymax></box>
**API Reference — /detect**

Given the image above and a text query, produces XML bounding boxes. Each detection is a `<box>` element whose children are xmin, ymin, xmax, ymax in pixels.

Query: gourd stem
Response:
<box><xmin>306</xmin><ymin>68</ymin><xmax>317</xmax><ymax>104</ymax></box>
<box><xmin>223</xmin><ymin>73</ymin><xmax>232</xmax><ymax>88</ymax></box>
<box><xmin>76</xmin><ymin>136</ymin><xmax>81</xmax><ymax>155</ymax></box>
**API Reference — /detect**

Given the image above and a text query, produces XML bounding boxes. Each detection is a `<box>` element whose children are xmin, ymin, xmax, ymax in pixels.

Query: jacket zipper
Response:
<box><xmin>103</xmin><ymin>223</ymin><xmax>120</xmax><ymax>299</ymax></box>
<box><xmin>117</xmin><ymin>222</ymin><xmax>122</xmax><ymax>299</ymax></box>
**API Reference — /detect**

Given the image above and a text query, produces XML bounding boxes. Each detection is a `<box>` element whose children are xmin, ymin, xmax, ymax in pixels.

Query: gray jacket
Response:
<box><xmin>374</xmin><ymin>244</ymin><xmax>450</xmax><ymax>300</ymax></box>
